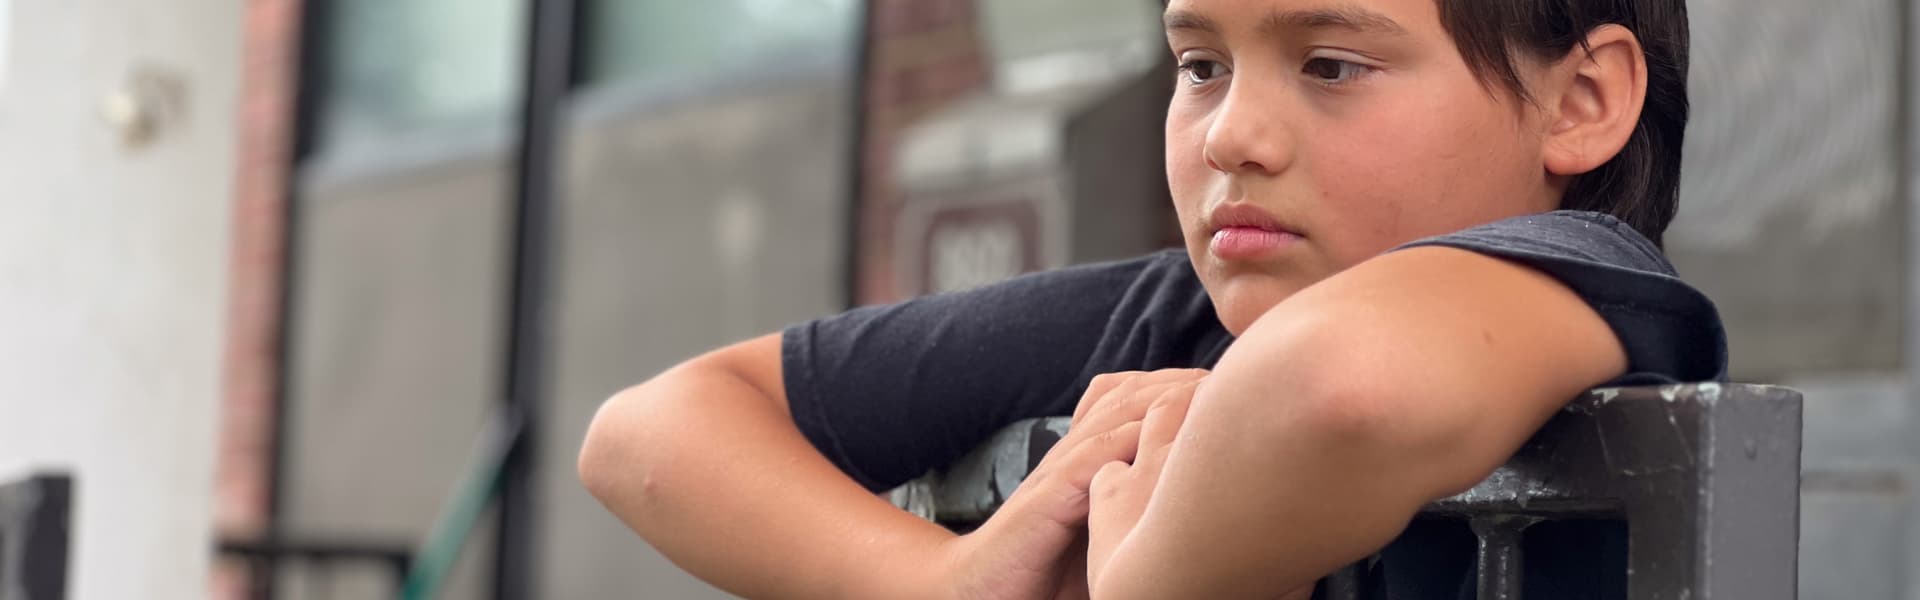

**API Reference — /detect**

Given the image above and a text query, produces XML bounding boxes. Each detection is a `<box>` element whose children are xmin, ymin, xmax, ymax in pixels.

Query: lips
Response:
<box><xmin>1204</xmin><ymin>203</ymin><xmax>1303</xmax><ymax>261</ymax></box>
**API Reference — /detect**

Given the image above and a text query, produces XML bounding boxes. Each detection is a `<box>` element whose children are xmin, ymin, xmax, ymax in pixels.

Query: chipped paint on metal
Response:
<box><xmin>1693</xmin><ymin>382</ymin><xmax>1723</xmax><ymax>406</ymax></box>
<box><xmin>1594</xmin><ymin>387</ymin><xmax>1622</xmax><ymax>405</ymax></box>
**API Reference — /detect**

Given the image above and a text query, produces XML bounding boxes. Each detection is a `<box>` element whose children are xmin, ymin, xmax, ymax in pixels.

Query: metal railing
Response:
<box><xmin>894</xmin><ymin>383</ymin><xmax>1804</xmax><ymax>600</ymax></box>
<box><xmin>217</xmin><ymin>536</ymin><xmax>411</xmax><ymax>599</ymax></box>
<box><xmin>216</xmin><ymin>407</ymin><xmax>521</xmax><ymax>600</ymax></box>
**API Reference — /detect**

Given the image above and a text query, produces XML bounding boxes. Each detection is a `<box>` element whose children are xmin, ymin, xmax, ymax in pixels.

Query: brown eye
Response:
<box><xmin>1303</xmin><ymin>57</ymin><xmax>1366</xmax><ymax>84</ymax></box>
<box><xmin>1178</xmin><ymin>60</ymin><xmax>1228</xmax><ymax>86</ymax></box>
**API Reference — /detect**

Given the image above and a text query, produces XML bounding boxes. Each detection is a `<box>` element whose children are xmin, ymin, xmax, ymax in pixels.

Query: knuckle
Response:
<box><xmin>1081</xmin><ymin>373</ymin><xmax>1142</xmax><ymax>412</ymax></box>
<box><xmin>1087</xmin><ymin>372</ymin><xmax>1140</xmax><ymax>398</ymax></box>
<box><xmin>1085</xmin><ymin>421</ymin><xmax>1138</xmax><ymax>447</ymax></box>
<box><xmin>1151</xmin><ymin>383</ymin><xmax>1196</xmax><ymax>407</ymax></box>
<box><xmin>1089</xmin><ymin>371</ymin><xmax>1140</xmax><ymax>390</ymax></box>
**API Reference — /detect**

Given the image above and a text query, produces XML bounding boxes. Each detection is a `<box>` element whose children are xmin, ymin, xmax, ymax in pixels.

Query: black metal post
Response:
<box><xmin>1322</xmin><ymin>563</ymin><xmax>1364</xmax><ymax>600</ymax></box>
<box><xmin>495</xmin><ymin>0</ymin><xmax>578</xmax><ymax>597</ymax></box>
<box><xmin>840</xmin><ymin>1</ymin><xmax>876</xmax><ymax>309</ymax></box>
<box><xmin>0</xmin><ymin>474</ymin><xmax>72</xmax><ymax>600</ymax></box>
<box><xmin>1471</xmin><ymin>516</ymin><xmax>1537</xmax><ymax>600</ymax></box>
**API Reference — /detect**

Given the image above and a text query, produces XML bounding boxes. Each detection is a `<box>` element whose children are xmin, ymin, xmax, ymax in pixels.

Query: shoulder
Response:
<box><xmin>1394</xmin><ymin>210</ymin><xmax>1726</xmax><ymax>382</ymax></box>
<box><xmin>1397</xmin><ymin>210</ymin><xmax>1675</xmax><ymax>276</ymax></box>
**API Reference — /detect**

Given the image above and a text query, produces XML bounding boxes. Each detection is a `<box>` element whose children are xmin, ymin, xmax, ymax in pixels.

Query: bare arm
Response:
<box><xmin>1089</xmin><ymin>247</ymin><xmax>1629</xmax><ymax>599</ymax></box>
<box><xmin>582</xmin><ymin>333</ymin><xmax>1171</xmax><ymax>600</ymax></box>
<box><xmin>578</xmin><ymin>334</ymin><xmax>954</xmax><ymax>599</ymax></box>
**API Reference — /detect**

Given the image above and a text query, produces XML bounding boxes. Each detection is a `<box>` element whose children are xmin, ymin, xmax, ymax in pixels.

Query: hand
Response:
<box><xmin>1086</xmin><ymin>377</ymin><xmax>1202</xmax><ymax>596</ymax></box>
<box><xmin>942</xmin><ymin>369</ymin><xmax>1209</xmax><ymax>600</ymax></box>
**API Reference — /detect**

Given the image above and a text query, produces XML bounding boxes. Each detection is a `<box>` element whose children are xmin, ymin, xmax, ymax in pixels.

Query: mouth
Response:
<box><xmin>1204</xmin><ymin>203</ymin><xmax>1304</xmax><ymax>261</ymax></box>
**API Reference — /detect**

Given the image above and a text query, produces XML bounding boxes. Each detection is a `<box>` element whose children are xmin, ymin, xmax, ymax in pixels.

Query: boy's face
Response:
<box><xmin>1165</xmin><ymin>0</ymin><xmax>1561</xmax><ymax>335</ymax></box>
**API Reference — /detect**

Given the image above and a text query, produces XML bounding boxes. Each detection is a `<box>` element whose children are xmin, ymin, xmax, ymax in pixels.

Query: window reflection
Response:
<box><xmin>313</xmin><ymin>0</ymin><xmax>524</xmax><ymax>157</ymax></box>
<box><xmin>585</xmin><ymin>0</ymin><xmax>859</xmax><ymax>86</ymax></box>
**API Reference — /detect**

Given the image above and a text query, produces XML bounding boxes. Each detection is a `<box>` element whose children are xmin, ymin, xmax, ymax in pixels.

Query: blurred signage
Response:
<box><xmin>917</xmin><ymin>200</ymin><xmax>1041</xmax><ymax>294</ymax></box>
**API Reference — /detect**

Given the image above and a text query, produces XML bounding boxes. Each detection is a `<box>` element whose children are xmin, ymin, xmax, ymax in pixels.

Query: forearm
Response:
<box><xmin>1092</xmin><ymin>248</ymin><xmax>1626</xmax><ymax>599</ymax></box>
<box><xmin>579</xmin><ymin>362</ymin><xmax>955</xmax><ymax>600</ymax></box>
<box><xmin>1091</xmin><ymin>368</ymin><xmax>1430</xmax><ymax>600</ymax></box>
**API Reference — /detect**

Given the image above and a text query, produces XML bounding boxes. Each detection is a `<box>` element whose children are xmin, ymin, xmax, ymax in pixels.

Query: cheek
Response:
<box><xmin>1306</xmin><ymin>84</ymin><xmax>1540</xmax><ymax>265</ymax></box>
<box><xmin>1165</xmin><ymin>106</ymin><xmax>1212</xmax><ymax>230</ymax></box>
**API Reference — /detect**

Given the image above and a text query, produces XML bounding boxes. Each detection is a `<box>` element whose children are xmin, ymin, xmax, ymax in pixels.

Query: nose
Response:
<box><xmin>1203</xmin><ymin>80</ymin><xmax>1295</xmax><ymax>177</ymax></box>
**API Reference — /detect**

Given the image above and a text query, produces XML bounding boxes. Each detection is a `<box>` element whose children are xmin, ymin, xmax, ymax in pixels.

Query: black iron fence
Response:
<box><xmin>216</xmin><ymin>536</ymin><xmax>411</xmax><ymax>600</ymax></box>
<box><xmin>894</xmin><ymin>383</ymin><xmax>1804</xmax><ymax>600</ymax></box>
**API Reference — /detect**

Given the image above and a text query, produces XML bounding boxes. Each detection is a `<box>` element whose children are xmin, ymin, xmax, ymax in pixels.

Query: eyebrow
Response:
<box><xmin>1164</xmin><ymin>6</ymin><xmax>1409</xmax><ymax>37</ymax></box>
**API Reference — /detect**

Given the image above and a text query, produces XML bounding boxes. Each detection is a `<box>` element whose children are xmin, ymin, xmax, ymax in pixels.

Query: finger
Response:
<box><xmin>1005</xmin><ymin>419</ymin><xmax>1143</xmax><ymax>531</ymax></box>
<box><xmin>1072</xmin><ymin>374</ymin><xmax>1200</xmax><ymax>439</ymax></box>
<box><xmin>1072</xmin><ymin>371</ymin><xmax>1144</xmax><ymax>425</ymax></box>
<box><xmin>1074</xmin><ymin>369</ymin><xmax>1206</xmax><ymax>427</ymax></box>
<box><xmin>1057</xmin><ymin>419</ymin><xmax>1144</xmax><ymax>497</ymax></box>
<box><xmin>1086</xmin><ymin>460</ymin><xmax>1146</xmax><ymax>595</ymax></box>
<box><xmin>1137</xmin><ymin>381</ymin><xmax>1200</xmax><ymax>462</ymax></box>
<box><xmin>1070</xmin><ymin>381</ymin><xmax>1174</xmax><ymax>442</ymax></box>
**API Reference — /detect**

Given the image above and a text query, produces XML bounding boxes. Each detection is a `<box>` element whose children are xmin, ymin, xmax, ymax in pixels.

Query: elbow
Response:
<box><xmin>578</xmin><ymin>382</ymin><xmax>672</xmax><ymax>513</ymax></box>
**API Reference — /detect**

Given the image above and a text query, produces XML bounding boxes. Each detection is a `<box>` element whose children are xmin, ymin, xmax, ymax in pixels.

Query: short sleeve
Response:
<box><xmin>1394</xmin><ymin>210</ymin><xmax>1728</xmax><ymax>383</ymax></box>
<box><xmin>783</xmin><ymin>251</ymin><xmax>1229</xmax><ymax>492</ymax></box>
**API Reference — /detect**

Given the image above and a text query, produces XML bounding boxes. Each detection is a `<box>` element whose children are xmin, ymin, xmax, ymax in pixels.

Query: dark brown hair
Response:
<box><xmin>1437</xmin><ymin>0</ymin><xmax>1690</xmax><ymax>247</ymax></box>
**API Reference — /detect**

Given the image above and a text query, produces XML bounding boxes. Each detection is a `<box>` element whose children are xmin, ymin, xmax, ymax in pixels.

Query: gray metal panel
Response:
<box><xmin>285</xmin><ymin>157</ymin><xmax>512</xmax><ymax>600</ymax></box>
<box><xmin>1790</xmin><ymin>375</ymin><xmax>1912</xmax><ymax>600</ymax></box>
<box><xmin>1905</xmin><ymin>1</ymin><xmax>1920</xmax><ymax>598</ymax></box>
<box><xmin>533</xmin><ymin>69</ymin><xmax>853</xmax><ymax>600</ymax></box>
<box><xmin>1670</xmin><ymin>0</ymin><xmax>1904</xmax><ymax>377</ymax></box>
<box><xmin>1697</xmin><ymin>385</ymin><xmax>1805</xmax><ymax>599</ymax></box>
<box><xmin>1800</xmin><ymin>478</ymin><xmax>1907</xmax><ymax>600</ymax></box>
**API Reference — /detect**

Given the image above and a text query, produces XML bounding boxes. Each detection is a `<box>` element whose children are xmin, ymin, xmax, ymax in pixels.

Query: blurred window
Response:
<box><xmin>977</xmin><ymin>0</ymin><xmax>1163</xmax><ymax>94</ymax></box>
<box><xmin>311</xmin><ymin>0</ymin><xmax>525</xmax><ymax>160</ymax></box>
<box><xmin>583</xmin><ymin>0</ymin><xmax>859</xmax><ymax>87</ymax></box>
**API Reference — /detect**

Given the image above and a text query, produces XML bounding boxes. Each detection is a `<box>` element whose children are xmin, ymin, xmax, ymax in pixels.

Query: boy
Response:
<box><xmin>580</xmin><ymin>0</ymin><xmax>1724</xmax><ymax>598</ymax></box>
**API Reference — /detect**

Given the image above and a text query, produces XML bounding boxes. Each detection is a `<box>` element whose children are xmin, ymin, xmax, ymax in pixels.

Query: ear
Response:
<box><xmin>1540</xmin><ymin>25</ymin><xmax>1648</xmax><ymax>177</ymax></box>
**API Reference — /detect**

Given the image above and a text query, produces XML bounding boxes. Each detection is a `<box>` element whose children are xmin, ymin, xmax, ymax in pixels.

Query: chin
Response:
<box><xmin>1205</xmin><ymin>276</ymin><xmax>1305</xmax><ymax>337</ymax></box>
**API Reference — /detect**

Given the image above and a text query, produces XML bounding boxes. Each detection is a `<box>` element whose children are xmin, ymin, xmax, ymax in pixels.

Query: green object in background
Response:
<box><xmin>402</xmin><ymin>409</ymin><xmax>523</xmax><ymax>600</ymax></box>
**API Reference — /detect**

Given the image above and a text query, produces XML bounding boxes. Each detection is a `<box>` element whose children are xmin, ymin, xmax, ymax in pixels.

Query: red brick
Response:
<box><xmin>212</xmin><ymin>1</ymin><xmax>303</xmax><ymax>598</ymax></box>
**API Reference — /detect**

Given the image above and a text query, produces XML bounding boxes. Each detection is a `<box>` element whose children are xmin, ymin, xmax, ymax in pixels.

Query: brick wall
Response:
<box><xmin>212</xmin><ymin>0</ymin><xmax>301</xmax><ymax>596</ymax></box>
<box><xmin>856</xmin><ymin>0</ymin><xmax>992</xmax><ymax>304</ymax></box>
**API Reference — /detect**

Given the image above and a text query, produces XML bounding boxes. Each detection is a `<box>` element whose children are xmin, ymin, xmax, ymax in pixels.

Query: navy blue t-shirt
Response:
<box><xmin>782</xmin><ymin>210</ymin><xmax>1727</xmax><ymax>598</ymax></box>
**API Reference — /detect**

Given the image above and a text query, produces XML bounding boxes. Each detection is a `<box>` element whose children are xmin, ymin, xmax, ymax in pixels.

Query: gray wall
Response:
<box><xmin>1667</xmin><ymin>0</ymin><xmax>1905</xmax><ymax>380</ymax></box>
<box><xmin>1660</xmin><ymin>0</ymin><xmax>1914</xmax><ymax>597</ymax></box>
<box><xmin>534</xmin><ymin>67</ymin><xmax>851</xmax><ymax>600</ymax></box>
